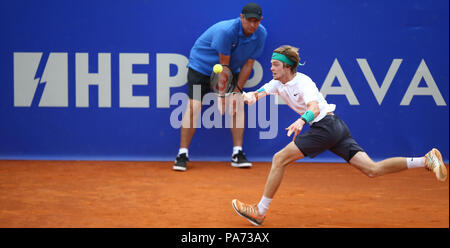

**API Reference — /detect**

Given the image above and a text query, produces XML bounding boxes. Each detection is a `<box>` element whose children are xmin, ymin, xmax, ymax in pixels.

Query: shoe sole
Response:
<box><xmin>431</xmin><ymin>149</ymin><xmax>447</xmax><ymax>182</ymax></box>
<box><xmin>231</xmin><ymin>200</ymin><xmax>261</xmax><ymax>226</ymax></box>
<box><xmin>173</xmin><ymin>165</ymin><xmax>186</xmax><ymax>171</ymax></box>
<box><xmin>231</xmin><ymin>162</ymin><xmax>252</xmax><ymax>168</ymax></box>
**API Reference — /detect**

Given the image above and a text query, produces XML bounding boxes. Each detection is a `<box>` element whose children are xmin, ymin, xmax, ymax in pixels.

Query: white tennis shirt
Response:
<box><xmin>262</xmin><ymin>72</ymin><xmax>336</xmax><ymax>124</ymax></box>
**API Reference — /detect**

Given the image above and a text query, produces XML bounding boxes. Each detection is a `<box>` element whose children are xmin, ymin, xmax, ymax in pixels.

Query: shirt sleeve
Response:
<box><xmin>302</xmin><ymin>78</ymin><xmax>320</xmax><ymax>104</ymax></box>
<box><xmin>211</xmin><ymin>29</ymin><xmax>233</xmax><ymax>55</ymax></box>
<box><xmin>261</xmin><ymin>80</ymin><xmax>279</xmax><ymax>95</ymax></box>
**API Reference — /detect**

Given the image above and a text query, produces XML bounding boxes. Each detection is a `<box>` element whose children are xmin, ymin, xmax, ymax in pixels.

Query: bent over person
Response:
<box><xmin>173</xmin><ymin>3</ymin><xmax>267</xmax><ymax>171</ymax></box>
<box><xmin>231</xmin><ymin>45</ymin><xmax>448</xmax><ymax>226</ymax></box>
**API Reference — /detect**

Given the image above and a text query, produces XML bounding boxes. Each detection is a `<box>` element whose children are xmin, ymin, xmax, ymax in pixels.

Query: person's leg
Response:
<box><xmin>173</xmin><ymin>98</ymin><xmax>202</xmax><ymax>171</ymax></box>
<box><xmin>232</xmin><ymin>141</ymin><xmax>304</xmax><ymax>226</ymax></box>
<box><xmin>228</xmin><ymin>95</ymin><xmax>252</xmax><ymax>167</ymax></box>
<box><xmin>348</xmin><ymin>151</ymin><xmax>408</xmax><ymax>177</ymax></box>
<box><xmin>349</xmin><ymin>149</ymin><xmax>447</xmax><ymax>181</ymax></box>
<box><xmin>177</xmin><ymin>68</ymin><xmax>209</xmax><ymax>154</ymax></box>
<box><xmin>232</xmin><ymin>114</ymin><xmax>343</xmax><ymax>225</ymax></box>
<box><xmin>330</xmin><ymin>116</ymin><xmax>412</xmax><ymax>178</ymax></box>
<box><xmin>262</xmin><ymin>141</ymin><xmax>305</xmax><ymax>198</ymax></box>
<box><xmin>229</xmin><ymin>98</ymin><xmax>244</xmax><ymax>147</ymax></box>
<box><xmin>180</xmin><ymin>98</ymin><xmax>202</xmax><ymax>149</ymax></box>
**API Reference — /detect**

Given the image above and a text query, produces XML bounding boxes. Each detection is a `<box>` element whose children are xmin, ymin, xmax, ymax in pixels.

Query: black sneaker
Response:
<box><xmin>231</xmin><ymin>150</ymin><xmax>252</xmax><ymax>168</ymax></box>
<box><xmin>173</xmin><ymin>153</ymin><xmax>189</xmax><ymax>171</ymax></box>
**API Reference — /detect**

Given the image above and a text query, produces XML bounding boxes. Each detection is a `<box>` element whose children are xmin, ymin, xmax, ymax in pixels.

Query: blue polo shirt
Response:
<box><xmin>188</xmin><ymin>17</ymin><xmax>267</xmax><ymax>76</ymax></box>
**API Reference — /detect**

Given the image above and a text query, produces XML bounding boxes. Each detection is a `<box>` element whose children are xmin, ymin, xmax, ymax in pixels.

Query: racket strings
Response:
<box><xmin>210</xmin><ymin>70</ymin><xmax>234</xmax><ymax>97</ymax></box>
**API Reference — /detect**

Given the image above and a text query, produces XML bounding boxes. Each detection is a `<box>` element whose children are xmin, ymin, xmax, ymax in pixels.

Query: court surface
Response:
<box><xmin>0</xmin><ymin>160</ymin><xmax>448</xmax><ymax>228</ymax></box>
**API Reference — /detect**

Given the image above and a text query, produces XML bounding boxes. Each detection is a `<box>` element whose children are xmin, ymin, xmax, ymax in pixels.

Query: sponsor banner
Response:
<box><xmin>1</xmin><ymin>0</ymin><xmax>448</xmax><ymax>162</ymax></box>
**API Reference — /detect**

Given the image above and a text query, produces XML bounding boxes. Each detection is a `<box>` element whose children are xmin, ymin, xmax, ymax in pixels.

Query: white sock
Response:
<box><xmin>232</xmin><ymin>146</ymin><xmax>243</xmax><ymax>156</ymax></box>
<box><xmin>406</xmin><ymin>157</ymin><xmax>425</xmax><ymax>169</ymax></box>
<box><xmin>178</xmin><ymin>148</ymin><xmax>189</xmax><ymax>157</ymax></box>
<box><xmin>257</xmin><ymin>196</ymin><xmax>272</xmax><ymax>215</ymax></box>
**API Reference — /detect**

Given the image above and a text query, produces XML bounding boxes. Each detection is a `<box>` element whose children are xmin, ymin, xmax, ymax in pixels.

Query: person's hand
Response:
<box><xmin>286</xmin><ymin>118</ymin><xmax>306</xmax><ymax>141</ymax></box>
<box><xmin>242</xmin><ymin>92</ymin><xmax>257</xmax><ymax>105</ymax></box>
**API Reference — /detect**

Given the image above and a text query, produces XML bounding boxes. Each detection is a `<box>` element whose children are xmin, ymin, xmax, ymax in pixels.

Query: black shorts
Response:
<box><xmin>187</xmin><ymin>67</ymin><xmax>239</xmax><ymax>101</ymax></box>
<box><xmin>294</xmin><ymin>114</ymin><xmax>364</xmax><ymax>162</ymax></box>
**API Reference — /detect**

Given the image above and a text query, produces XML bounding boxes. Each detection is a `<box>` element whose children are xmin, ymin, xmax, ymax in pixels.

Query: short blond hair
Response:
<box><xmin>273</xmin><ymin>45</ymin><xmax>300</xmax><ymax>74</ymax></box>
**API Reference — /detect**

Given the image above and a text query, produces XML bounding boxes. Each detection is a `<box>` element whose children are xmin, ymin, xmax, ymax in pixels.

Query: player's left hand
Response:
<box><xmin>242</xmin><ymin>92</ymin><xmax>257</xmax><ymax>105</ymax></box>
<box><xmin>286</xmin><ymin>118</ymin><xmax>306</xmax><ymax>141</ymax></box>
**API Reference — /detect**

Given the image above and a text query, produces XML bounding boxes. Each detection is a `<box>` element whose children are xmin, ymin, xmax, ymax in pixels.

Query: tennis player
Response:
<box><xmin>232</xmin><ymin>45</ymin><xmax>448</xmax><ymax>226</ymax></box>
<box><xmin>173</xmin><ymin>3</ymin><xmax>267</xmax><ymax>171</ymax></box>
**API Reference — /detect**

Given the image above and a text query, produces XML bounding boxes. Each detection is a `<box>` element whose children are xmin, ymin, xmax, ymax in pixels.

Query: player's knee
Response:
<box><xmin>349</xmin><ymin>156</ymin><xmax>379</xmax><ymax>178</ymax></box>
<box><xmin>363</xmin><ymin>165</ymin><xmax>380</xmax><ymax>178</ymax></box>
<box><xmin>186</xmin><ymin>102</ymin><xmax>202</xmax><ymax>120</ymax></box>
<box><xmin>272</xmin><ymin>152</ymin><xmax>288</xmax><ymax>168</ymax></box>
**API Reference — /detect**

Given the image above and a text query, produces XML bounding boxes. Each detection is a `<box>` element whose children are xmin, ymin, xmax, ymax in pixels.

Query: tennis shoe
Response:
<box><xmin>231</xmin><ymin>150</ymin><xmax>252</xmax><ymax>168</ymax></box>
<box><xmin>232</xmin><ymin>199</ymin><xmax>265</xmax><ymax>226</ymax></box>
<box><xmin>424</xmin><ymin>148</ymin><xmax>447</xmax><ymax>182</ymax></box>
<box><xmin>173</xmin><ymin>153</ymin><xmax>189</xmax><ymax>171</ymax></box>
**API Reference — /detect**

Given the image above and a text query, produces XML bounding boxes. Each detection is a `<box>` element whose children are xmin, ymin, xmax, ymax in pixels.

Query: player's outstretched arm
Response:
<box><xmin>243</xmin><ymin>90</ymin><xmax>267</xmax><ymax>105</ymax></box>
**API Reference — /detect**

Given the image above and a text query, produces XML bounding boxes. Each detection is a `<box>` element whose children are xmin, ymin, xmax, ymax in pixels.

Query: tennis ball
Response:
<box><xmin>213</xmin><ymin>64</ymin><xmax>223</xmax><ymax>73</ymax></box>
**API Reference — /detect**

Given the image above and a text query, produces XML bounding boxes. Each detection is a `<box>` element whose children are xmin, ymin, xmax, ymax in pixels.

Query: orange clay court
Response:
<box><xmin>0</xmin><ymin>160</ymin><xmax>448</xmax><ymax>228</ymax></box>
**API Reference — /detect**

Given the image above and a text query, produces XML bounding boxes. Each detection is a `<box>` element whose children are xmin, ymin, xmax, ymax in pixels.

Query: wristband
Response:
<box><xmin>300</xmin><ymin>117</ymin><xmax>308</xmax><ymax>124</ymax></box>
<box><xmin>256</xmin><ymin>87</ymin><xmax>265</xmax><ymax>93</ymax></box>
<box><xmin>301</xmin><ymin>110</ymin><xmax>315</xmax><ymax>123</ymax></box>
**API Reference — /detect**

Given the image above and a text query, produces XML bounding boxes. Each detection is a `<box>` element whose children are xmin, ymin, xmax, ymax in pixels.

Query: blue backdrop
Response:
<box><xmin>0</xmin><ymin>0</ymin><xmax>448</xmax><ymax>163</ymax></box>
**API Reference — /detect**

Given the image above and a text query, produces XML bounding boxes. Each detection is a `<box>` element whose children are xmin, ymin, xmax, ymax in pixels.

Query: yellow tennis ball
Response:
<box><xmin>213</xmin><ymin>64</ymin><xmax>223</xmax><ymax>73</ymax></box>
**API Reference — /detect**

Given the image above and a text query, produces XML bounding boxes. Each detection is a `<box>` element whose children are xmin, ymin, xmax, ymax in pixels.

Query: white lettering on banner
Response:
<box><xmin>244</xmin><ymin>60</ymin><xmax>264</xmax><ymax>88</ymax></box>
<box><xmin>320</xmin><ymin>58</ymin><xmax>360</xmax><ymax>105</ymax></box>
<box><xmin>155</xmin><ymin>55</ymin><xmax>263</xmax><ymax>108</ymax></box>
<box><xmin>202</xmin><ymin>93</ymin><xmax>223</xmax><ymax>128</ymax></box>
<box><xmin>168</xmin><ymin>91</ymin><xmax>279</xmax><ymax>140</ymax></box>
<box><xmin>14</xmin><ymin>52</ymin><xmax>42</xmax><ymax>107</ymax></box>
<box><xmin>256</xmin><ymin>96</ymin><xmax>278</xmax><ymax>139</ymax></box>
<box><xmin>316</xmin><ymin>58</ymin><xmax>446</xmax><ymax>106</ymax></box>
<box><xmin>38</xmin><ymin>53</ymin><xmax>69</xmax><ymax>107</ymax></box>
<box><xmin>14</xmin><ymin>52</ymin><xmax>68</xmax><ymax>107</ymax></box>
<box><xmin>75</xmin><ymin>53</ymin><xmax>111</xmax><ymax>107</ymax></box>
<box><xmin>357</xmin><ymin>58</ymin><xmax>402</xmax><ymax>105</ymax></box>
<box><xmin>156</xmin><ymin>53</ymin><xmax>189</xmax><ymax>108</ymax></box>
<box><xmin>120</xmin><ymin>53</ymin><xmax>149</xmax><ymax>108</ymax></box>
<box><xmin>12</xmin><ymin>53</ymin><xmax>446</xmax><ymax>108</ymax></box>
<box><xmin>14</xmin><ymin>53</ymin><xmax>41</xmax><ymax>107</ymax></box>
<box><xmin>169</xmin><ymin>92</ymin><xmax>189</xmax><ymax>129</ymax></box>
<box><xmin>400</xmin><ymin>59</ymin><xmax>446</xmax><ymax>106</ymax></box>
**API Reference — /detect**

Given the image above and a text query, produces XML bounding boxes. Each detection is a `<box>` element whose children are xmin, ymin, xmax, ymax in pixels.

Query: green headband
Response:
<box><xmin>272</xmin><ymin>53</ymin><xmax>295</xmax><ymax>66</ymax></box>
<box><xmin>272</xmin><ymin>52</ymin><xmax>306</xmax><ymax>67</ymax></box>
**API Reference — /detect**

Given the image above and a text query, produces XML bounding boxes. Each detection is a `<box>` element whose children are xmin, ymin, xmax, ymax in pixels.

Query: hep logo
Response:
<box><xmin>12</xmin><ymin>52</ymin><xmax>264</xmax><ymax>108</ymax></box>
<box><xmin>14</xmin><ymin>53</ymin><xmax>68</xmax><ymax>107</ymax></box>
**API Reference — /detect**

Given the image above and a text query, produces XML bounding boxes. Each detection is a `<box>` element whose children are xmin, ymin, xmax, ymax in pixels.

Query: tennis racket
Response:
<box><xmin>210</xmin><ymin>64</ymin><xmax>243</xmax><ymax>98</ymax></box>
